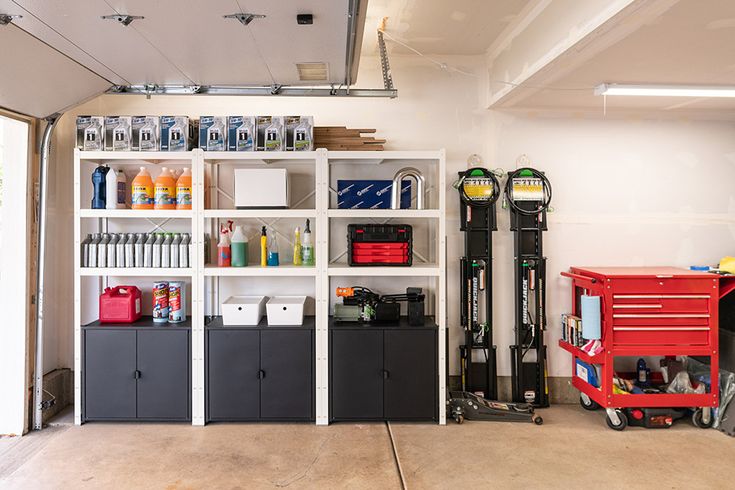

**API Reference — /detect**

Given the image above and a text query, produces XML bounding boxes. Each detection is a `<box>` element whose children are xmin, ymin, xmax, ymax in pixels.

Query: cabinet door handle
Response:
<box><xmin>382</xmin><ymin>369</ymin><xmax>390</xmax><ymax>379</ymax></box>
<box><xmin>133</xmin><ymin>370</ymin><xmax>141</xmax><ymax>379</ymax></box>
<box><xmin>257</xmin><ymin>370</ymin><xmax>266</xmax><ymax>380</ymax></box>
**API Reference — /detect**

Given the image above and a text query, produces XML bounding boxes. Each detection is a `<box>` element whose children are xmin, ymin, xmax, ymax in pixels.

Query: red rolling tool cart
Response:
<box><xmin>559</xmin><ymin>267</ymin><xmax>719</xmax><ymax>430</ymax></box>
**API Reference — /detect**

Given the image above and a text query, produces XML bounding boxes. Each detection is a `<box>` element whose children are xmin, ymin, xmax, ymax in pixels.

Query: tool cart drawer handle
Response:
<box><xmin>614</xmin><ymin>327</ymin><xmax>710</xmax><ymax>331</ymax></box>
<box><xmin>613</xmin><ymin>313</ymin><xmax>709</xmax><ymax>318</ymax></box>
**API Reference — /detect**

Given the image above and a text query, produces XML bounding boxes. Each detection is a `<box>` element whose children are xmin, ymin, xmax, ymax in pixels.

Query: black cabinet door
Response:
<box><xmin>207</xmin><ymin>329</ymin><xmax>260</xmax><ymax>420</ymax></box>
<box><xmin>84</xmin><ymin>329</ymin><xmax>137</xmax><ymax>420</ymax></box>
<box><xmin>331</xmin><ymin>329</ymin><xmax>384</xmax><ymax>420</ymax></box>
<box><xmin>260</xmin><ymin>330</ymin><xmax>313</xmax><ymax>420</ymax></box>
<box><xmin>384</xmin><ymin>329</ymin><xmax>436</xmax><ymax>420</ymax></box>
<box><xmin>136</xmin><ymin>329</ymin><xmax>190</xmax><ymax>420</ymax></box>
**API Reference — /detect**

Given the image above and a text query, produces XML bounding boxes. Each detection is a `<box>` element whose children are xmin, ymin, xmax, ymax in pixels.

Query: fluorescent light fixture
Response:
<box><xmin>595</xmin><ymin>83</ymin><xmax>735</xmax><ymax>98</ymax></box>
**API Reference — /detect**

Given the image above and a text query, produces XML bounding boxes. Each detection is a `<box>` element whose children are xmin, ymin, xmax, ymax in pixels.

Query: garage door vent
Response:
<box><xmin>296</xmin><ymin>63</ymin><xmax>329</xmax><ymax>82</ymax></box>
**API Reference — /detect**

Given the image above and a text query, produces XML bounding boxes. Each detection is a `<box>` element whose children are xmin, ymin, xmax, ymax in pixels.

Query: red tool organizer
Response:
<box><xmin>559</xmin><ymin>266</ymin><xmax>720</xmax><ymax>411</ymax></box>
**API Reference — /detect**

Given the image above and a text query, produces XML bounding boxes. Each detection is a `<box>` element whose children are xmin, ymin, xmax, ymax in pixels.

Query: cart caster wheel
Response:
<box><xmin>456</xmin><ymin>414</ymin><xmax>464</xmax><ymax>425</ymax></box>
<box><xmin>580</xmin><ymin>394</ymin><xmax>600</xmax><ymax>411</ymax></box>
<box><xmin>533</xmin><ymin>416</ymin><xmax>543</xmax><ymax>425</ymax></box>
<box><xmin>692</xmin><ymin>409</ymin><xmax>713</xmax><ymax>429</ymax></box>
<box><xmin>606</xmin><ymin>410</ymin><xmax>628</xmax><ymax>431</ymax></box>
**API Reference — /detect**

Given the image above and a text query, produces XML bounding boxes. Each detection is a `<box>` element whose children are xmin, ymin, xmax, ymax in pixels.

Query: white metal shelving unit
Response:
<box><xmin>74</xmin><ymin>148</ymin><xmax>446</xmax><ymax>426</ymax></box>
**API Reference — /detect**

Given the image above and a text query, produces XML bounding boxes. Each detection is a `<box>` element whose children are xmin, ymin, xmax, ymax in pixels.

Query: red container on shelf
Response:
<box><xmin>99</xmin><ymin>286</ymin><xmax>142</xmax><ymax>323</ymax></box>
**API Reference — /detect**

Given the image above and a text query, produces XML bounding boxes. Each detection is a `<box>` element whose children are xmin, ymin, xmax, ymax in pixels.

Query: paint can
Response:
<box><xmin>152</xmin><ymin>281</ymin><xmax>169</xmax><ymax>323</ymax></box>
<box><xmin>168</xmin><ymin>281</ymin><xmax>186</xmax><ymax>323</ymax></box>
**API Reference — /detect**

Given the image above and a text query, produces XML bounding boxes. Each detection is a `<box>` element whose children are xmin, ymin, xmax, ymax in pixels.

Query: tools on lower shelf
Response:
<box><xmin>334</xmin><ymin>287</ymin><xmax>425</xmax><ymax>325</ymax></box>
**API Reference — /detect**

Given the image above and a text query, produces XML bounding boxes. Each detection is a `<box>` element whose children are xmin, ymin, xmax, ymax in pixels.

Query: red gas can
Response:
<box><xmin>99</xmin><ymin>286</ymin><xmax>142</xmax><ymax>323</ymax></box>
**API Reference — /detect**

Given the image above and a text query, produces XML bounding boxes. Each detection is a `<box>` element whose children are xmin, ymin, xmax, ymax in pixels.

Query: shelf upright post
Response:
<box><xmin>192</xmin><ymin>149</ymin><xmax>205</xmax><ymax>426</ymax></box>
<box><xmin>315</xmin><ymin>148</ymin><xmax>330</xmax><ymax>425</ymax></box>
<box><xmin>438</xmin><ymin>149</ymin><xmax>447</xmax><ymax>425</ymax></box>
<box><xmin>73</xmin><ymin>149</ymin><xmax>82</xmax><ymax>425</ymax></box>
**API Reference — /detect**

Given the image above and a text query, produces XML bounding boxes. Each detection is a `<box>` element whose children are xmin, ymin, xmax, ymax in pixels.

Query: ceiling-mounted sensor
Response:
<box><xmin>0</xmin><ymin>14</ymin><xmax>22</xmax><ymax>25</ymax></box>
<box><xmin>296</xmin><ymin>63</ymin><xmax>329</xmax><ymax>82</ymax></box>
<box><xmin>297</xmin><ymin>14</ymin><xmax>313</xmax><ymax>25</ymax></box>
<box><xmin>101</xmin><ymin>14</ymin><xmax>144</xmax><ymax>26</ymax></box>
<box><xmin>224</xmin><ymin>13</ymin><xmax>266</xmax><ymax>26</ymax></box>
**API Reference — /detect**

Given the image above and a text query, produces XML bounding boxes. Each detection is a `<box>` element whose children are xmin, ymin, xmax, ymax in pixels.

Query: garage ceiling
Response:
<box><xmin>362</xmin><ymin>0</ymin><xmax>532</xmax><ymax>55</ymax></box>
<box><xmin>494</xmin><ymin>0</ymin><xmax>735</xmax><ymax>115</ymax></box>
<box><xmin>0</xmin><ymin>0</ymin><xmax>367</xmax><ymax>117</ymax></box>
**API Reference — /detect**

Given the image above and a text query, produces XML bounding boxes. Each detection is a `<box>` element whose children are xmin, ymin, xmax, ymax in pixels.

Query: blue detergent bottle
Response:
<box><xmin>636</xmin><ymin>358</ymin><xmax>650</xmax><ymax>387</ymax></box>
<box><xmin>91</xmin><ymin>165</ymin><xmax>110</xmax><ymax>209</ymax></box>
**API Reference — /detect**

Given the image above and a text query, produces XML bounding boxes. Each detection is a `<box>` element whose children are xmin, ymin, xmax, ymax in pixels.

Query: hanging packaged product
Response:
<box><xmin>152</xmin><ymin>281</ymin><xmax>169</xmax><ymax>323</ymax></box>
<box><xmin>131</xmin><ymin>167</ymin><xmax>154</xmax><ymax>209</ymax></box>
<box><xmin>228</xmin><ymin>116</ymin><xmax>256</xmax><ymax>151</ymax></box>
<box><xmin>160</xmin><ymin>116</ymin><xmax>198</xmax><ymax>151</ymax></box>
<box><xmin>285</xmin><ymin>116</ymin><xmax>314</xmax><ymax>151</ymax></box>
<box><xmin>256</xmin><ymin>116</ymin><xmax>284</xmax><ymax>151</ymax></box>
<box><xmin>199</xmin><ymin>116</ymin><xmax>227</xmax><ymax>151</ymax></box>
<box><xmin>154</xmin><ymin>167</ymin><xmax>176</xmax><ymax>209</ymax></box>
<box><xmin>176</xmin><ymin>168</ymin><xmax>192</xmax><ymax>209</ymax></box>
<box><xmin>76</xmin><ymin>116</ymin><xmax>105</xmax><ymax>151</ymax></box>
<box><xmin>91</xmin><ymin>165</ymin><xmax>110</xmax><ymax>209</ymax></box>
<box><xmin>132</xmin><ymin>116</ymin><xmax>160</xmax><ymax>151</ymax></box>
<box><xmin>104</xmin><ymin>116</ymin><xmax>132</xmax><ymax>151</ymax></box>
<box><xmin>231</xmin><ymin>225</ymin><xmax>249</xmax><ymax>267</ymax></box>
<box><xmin>168</xmin><ymin>281</ymin><xmax>186</xmax><ymax>323</ymax></box>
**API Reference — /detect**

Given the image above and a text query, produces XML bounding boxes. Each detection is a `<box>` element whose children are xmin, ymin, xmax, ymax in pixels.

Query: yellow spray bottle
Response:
<box><xmin>293</xmin><ymin>226</ymin><xmax>302</xmax><ymax>266</ymax></box>
<box><xmin>260</xmin><ymin>226</ymin><xmax>267</xmax><ymax>267</ymax></box>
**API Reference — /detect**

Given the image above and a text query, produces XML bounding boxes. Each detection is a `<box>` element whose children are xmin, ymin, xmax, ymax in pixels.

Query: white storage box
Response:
<box><xmin>266</xmin><ymin>296</ymin><xmax>306</xmax><ymax>325</ymax></box>
<box><xmin>221</xmin><ymin>296</ymin><xmax>267</xmax><ymax>325</ymax></box>
<box><xmin>234</xmin><ymin>168</ymin><xmax>289</xmax><ymax>209</ymax></box>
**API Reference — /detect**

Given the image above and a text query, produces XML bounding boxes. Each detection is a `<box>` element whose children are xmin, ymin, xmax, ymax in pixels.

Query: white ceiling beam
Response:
<box><xmin>485</xmin><ymin>0</ymin><xmax>681</xmax><ymax>109</ymax></box>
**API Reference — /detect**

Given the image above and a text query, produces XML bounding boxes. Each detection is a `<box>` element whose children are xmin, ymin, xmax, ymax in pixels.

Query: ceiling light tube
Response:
<box><xmin>595</xmin><ymin>83</ymin><xmax>735</xmax><ymax>98</ymax></box>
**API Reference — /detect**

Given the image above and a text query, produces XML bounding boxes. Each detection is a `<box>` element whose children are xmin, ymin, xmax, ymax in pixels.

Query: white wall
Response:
<box><xmin>43</xmin><ymin>53</ymin><xmax>735</xmax><ymax>378</ymax></box>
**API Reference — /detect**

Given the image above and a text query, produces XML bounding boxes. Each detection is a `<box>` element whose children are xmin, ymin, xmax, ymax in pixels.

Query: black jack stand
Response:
<box><xmin>448</xmin><ymin>167</ymin><xmax>542</xmax><ymax>425</ymax></box>
<box><xmin>505</xmin><ymin>167</ymin><xmax>552</xmax><ymax>408</ymax></box>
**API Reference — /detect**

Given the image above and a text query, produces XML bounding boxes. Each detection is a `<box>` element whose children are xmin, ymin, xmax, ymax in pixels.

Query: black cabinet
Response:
<box><xmin>83</xmin><ymin>322</ymin><xmax>191</xmax><ymax>422</ymax></box>
<box><xmin>330</xmin><ymin>320</ymin><xmax>437</xmax><ymax>422</ymax></box>
<box><xmin>206</xmin><ymin>318</ymin><xmax>314</xmax><ymax>422</ymax></box>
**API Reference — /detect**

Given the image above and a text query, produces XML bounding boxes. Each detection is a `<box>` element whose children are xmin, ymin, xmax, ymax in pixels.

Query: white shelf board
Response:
<box><xmin>327</xmin><ymin>209</ymin><xmax>440</xmax><ymax>219</ymax></box>
<box><xmin>77</xmin><ymin>151</ymin><xmax>195</xmax><ymax>162</ymax></box>
<box><xmin>79</xmin><ymin>209</ymin><xmax>194</xmax><ymax>219</ymax></box>
<box><xmin>327</xmin><ymin>264</ymin><xmax>441</xmax><ymax>277</ymax></box>
<box><xmin>202</xmin><ymin>151</ymin><xmax>318</xmax><ymax>162</ymax></box>
<box><xmin>204</xmin><ymin>265</ymin><xmax>317</xmax><ymax>277</ymax></box>
<box><xmin>80</xmin><ymin>268</ymin><xmax>193</xmax><ymax>277</ymax></box>
<box><xmin>204</xmin><ymin>209</ymin><xmax>317</xmax><ymax>219</ymax></box>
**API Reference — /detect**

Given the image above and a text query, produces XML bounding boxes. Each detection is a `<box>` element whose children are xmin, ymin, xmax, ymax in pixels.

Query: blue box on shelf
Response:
<box><xmin>337</xmin><ymin>180</ymin><xmax>411</xmax><ymax>209</ymax></box>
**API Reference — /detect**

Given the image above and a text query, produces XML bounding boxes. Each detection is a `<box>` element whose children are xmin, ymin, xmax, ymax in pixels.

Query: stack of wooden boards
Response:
<box><xmin>314</xmin><ymin>126</ymin><xmax>385</xmax><ymax>151</ymax></box>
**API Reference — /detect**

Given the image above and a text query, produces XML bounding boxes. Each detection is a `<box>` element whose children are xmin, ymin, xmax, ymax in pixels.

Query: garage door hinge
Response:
<box><xmin>0</xmin><ymin>14</ymin><xmax>22</xmax><ymax>25</ymax></box>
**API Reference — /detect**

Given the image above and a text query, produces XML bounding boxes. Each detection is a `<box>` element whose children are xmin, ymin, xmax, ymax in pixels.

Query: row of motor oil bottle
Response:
<box><xmin>216</xmin><ymin>220</ymin><xmax>314</xmax><ymax>267</ymax></box>
<box><xmin>81</xmin><ymin>232</ymin><xmax>192</xmax><ymax>268</ymax></box>
<box><xmin>91</xmin><ymin>165</ymin><xmax>192</xmax><ymax>210</ymax></box>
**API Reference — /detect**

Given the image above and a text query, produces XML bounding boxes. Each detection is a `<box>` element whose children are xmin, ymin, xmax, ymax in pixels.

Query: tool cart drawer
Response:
<box><xmin>608</xmin><ymin>277</ymin><xmax>715</xmax><ymax>295</ymax></box>
<box><xmin>612</xmin><ymin>294</ymin><xmax>711</xmax><ymax>314</ymax></box>
<box><xmin>612</xmin><ymin>325</ymin><xmax>711</xmax><ymax>346</ymax></box>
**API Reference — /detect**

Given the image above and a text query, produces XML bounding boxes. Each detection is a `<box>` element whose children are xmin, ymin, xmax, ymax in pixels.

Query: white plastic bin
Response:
<box><xmin>221</xmin><ymin>296</ymin><xmax>267</xmax><ymax>325</ymax></box>
<box><xmin>266</xmin><ymin>296</ymin><xmax>306</xmax><ymax>325</ymax></box>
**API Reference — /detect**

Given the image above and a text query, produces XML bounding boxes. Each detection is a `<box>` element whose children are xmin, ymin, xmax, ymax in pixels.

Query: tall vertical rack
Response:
<box><xmin>74</xmin><ymin>148</ymin><xmax>447</xmax><ymax>426</ymax></box>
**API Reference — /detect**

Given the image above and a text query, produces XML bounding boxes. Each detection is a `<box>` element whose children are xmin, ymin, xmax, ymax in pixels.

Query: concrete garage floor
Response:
<box><xmin>1</xmin><ymin>406</ymin><xmax>733</xmax><ymax>489</ymax></box>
